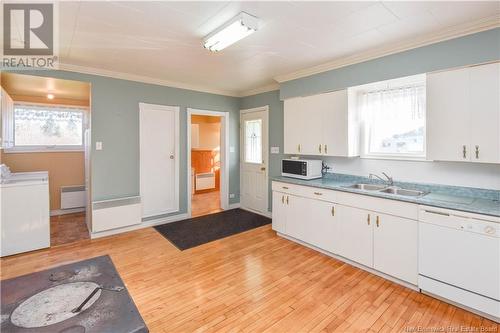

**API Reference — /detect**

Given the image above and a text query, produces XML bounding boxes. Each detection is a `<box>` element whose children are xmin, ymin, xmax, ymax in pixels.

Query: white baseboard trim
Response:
<box><xmin>228</xmin><ymin>203</ymin><xmax>241</xmax><ymax>210</ymax></box>
<box><xmin>239</xmin><ymin>206</ymin><xmax>272</xmax><ymax>218</ymax></box>
<box><xmin>90</xmin><ymin>213</ymin><xmax>189</xmax><ymax>239</ymax></box>
<box><xmin>50</xmin><ymin>208</ymin><xmax>85</xmax><ymax>216</ymax></box>
<box><xmin>277</xmin><ymin>232</ymin><xmax>419</xmax><ymax>291</ymax></box>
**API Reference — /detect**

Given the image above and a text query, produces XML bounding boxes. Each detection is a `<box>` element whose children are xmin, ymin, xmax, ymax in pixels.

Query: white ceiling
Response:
<box><xmin>58</xmin><ymin>1</ymin><xmax>500</xmax><ymax>96</ymax></box>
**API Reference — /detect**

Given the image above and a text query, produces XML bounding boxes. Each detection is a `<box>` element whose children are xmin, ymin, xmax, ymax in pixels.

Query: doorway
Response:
<box><xmin>240</xmin><ymin>106</ymin><xmax>269</xmax><ymax>216</ymax></box>
<box><xmin>187</xmin><ymin>108</ymin><xmax>229</xmax><ymax>218</ymax></box>
<box><xmin>1</xmin><ymin>73</ymin><xmax>92</xmax><ymax>247</ymax></box>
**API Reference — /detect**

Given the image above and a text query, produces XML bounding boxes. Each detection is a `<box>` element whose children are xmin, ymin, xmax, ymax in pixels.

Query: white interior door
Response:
<box><xmin>140</xmin><ymin>103</ymin><xmax>179</xmax><ymax>218</ymax></box>
<box><xmin>240</xmin><ymin>108</ymin><xmax>269</xmax><ymax>214</ymax></box>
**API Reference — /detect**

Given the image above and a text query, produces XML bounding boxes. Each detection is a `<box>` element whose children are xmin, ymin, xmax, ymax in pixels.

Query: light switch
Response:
<box><xmin>229</xmin><ymin>146</ymin><xmax>235</xmax><ymax>153</ymax></box>
<box><xmin>96</xmin><ymin>141</ymin><xmax>103</xmax><ymax>150</ymax></box>
<box><xmin>271</xmin><ymin>146</ymin><xmax>280</xmax><ymax>154</ymax></box>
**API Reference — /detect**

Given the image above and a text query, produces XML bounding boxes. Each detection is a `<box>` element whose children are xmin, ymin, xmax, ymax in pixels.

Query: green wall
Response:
<box><xmin>240</xmin><ymin>90</ymin><xmax>283</xmax><ymax>211</ymax></box>
<box><xmin>240</xmin><ymin>28</ymin><xmax>500</xmax><ymax>209</ymax></box>
<box><xmin>4</xmin><ymin>70</ymin><xmax>241</xmax><ymax>217</ymax></box>
<box><xmin>280</xmin><ymin>28</ymin><xmax>500</xmax><ymax>99</ymax></box>
<box><xmin>6</xmin><ymin>28</ymin><xmax>499</xmax><ymax>218</ymax></box>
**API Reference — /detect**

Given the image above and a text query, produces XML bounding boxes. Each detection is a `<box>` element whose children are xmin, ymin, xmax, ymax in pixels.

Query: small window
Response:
<box><xmin>244</xmin><ymin>119</ymin><xmax>262</xmax><ymax>164</ymax></box>
<box><xmin>356</xmin><ymin>75</ymin><xmax>426</xmax><ymax>159</ymax></box>
<box><xmin>12</xmin><ymin>104</ymin><xmax>86</xmax><ymax>151</ymax></box>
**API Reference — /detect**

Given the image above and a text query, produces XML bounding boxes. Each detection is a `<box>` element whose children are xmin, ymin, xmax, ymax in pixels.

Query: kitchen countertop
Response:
<box><xmin>272</xmin><ymin>174</ymin><xmax>500</xmax><ymax>218</ymax></box>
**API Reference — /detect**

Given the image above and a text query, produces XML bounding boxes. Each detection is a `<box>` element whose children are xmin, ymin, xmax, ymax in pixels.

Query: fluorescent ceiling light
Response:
<box><xmin>203</xmin><ymin>12</ymin><xmax>259</xmax><ymax>52</ymax></box>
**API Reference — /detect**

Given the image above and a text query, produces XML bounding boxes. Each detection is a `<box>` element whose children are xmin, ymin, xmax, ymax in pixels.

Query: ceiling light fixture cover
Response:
<box><xmin>47</xmin><ymin>93</ymin><xmax>55</xmax><ymax>100</ymax></box>
<box><xmin>203</xmin><ymin>12</ymin><xmax>259</xmax><ymax>52</ymax></box>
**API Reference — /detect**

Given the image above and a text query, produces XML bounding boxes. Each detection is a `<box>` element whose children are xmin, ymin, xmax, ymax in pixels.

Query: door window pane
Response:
<box><xmin>14</xmin><ymin>105</ymin><xmax>84</xmax><ymax>147</ymax></box>
<box><xmin>245</xmin><ymin>119</ymin><xmax>262</xmax><ymax>163</ymax></box>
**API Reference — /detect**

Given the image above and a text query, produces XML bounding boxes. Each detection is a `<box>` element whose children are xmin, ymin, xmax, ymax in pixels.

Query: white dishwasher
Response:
<box><xmin>418</xmin><ymin>206</ymin><xmax>500</xmax><ymax>321</ymax></box>
<box><xmin>1</xmin><ymin>172</ymin><xmax>50</xmax><ymax>257</ymax></box>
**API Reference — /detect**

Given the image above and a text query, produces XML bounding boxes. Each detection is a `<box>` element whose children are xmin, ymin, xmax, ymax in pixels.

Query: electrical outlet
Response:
<box><xmin>229</xmin><ymin>193</ymin><xmax>235</xmax><ymax>199</ymax></box>
<box><xmin>95</xmin><ymin>141</ymin><xmax>103</xmax><ymax>150</ymax></box>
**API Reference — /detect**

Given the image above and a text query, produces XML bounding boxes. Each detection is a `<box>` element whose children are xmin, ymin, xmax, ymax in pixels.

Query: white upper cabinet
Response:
<box><xmin>1</xmin><ymin>88</ymin><xmax>15</xmax><ymax>149</ymax></box>
<box><xmin>469</xmin><ymin>63</ymin><xmax>500</xmax><ymax>163</ymax></box>
<box><xmin>284</xmin><ymin>89</ymin><xmax>358</xmax><ymax>157</ymax></box>
<box><xmin>427</xmin><ymin>62</ymin><xmax>500</xmax><ymax>163</ymax></box>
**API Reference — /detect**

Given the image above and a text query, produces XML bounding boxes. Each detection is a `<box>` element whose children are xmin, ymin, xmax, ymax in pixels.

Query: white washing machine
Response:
<box><xmin>1</xmin><ymin>171</ymin><xmax>50</xmax><ymax>257</ymax></box>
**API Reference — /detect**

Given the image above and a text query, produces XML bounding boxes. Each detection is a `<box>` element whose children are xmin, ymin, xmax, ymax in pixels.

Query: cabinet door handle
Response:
<box><xmin>313</xmin><ymin>192</ymin><xmax>322</xmax><ymax>196</ymax></box>
<box><xmin>324</xmin><ymin>145</ymin><xmax>328</xmax><ymax>154</ymax></box>
<box><xmin>319</xmin><ymin>144</ymin><xmax>322</xmax><ymax>153</ymax></box>
<box><xmin>463</xmin><ymin>145</ymin><xmax>467</xmax><ymax>159</ymax></box>
<box><xmin>376</xmin><ymin>216</ymin><xmax>380</xmax><ymax>227</ymax></box>
<box><xmin>475</xmin><ymin>145</ymin><xmax>479</xmax><ymax>159</ymax></box>
<box><xmin>367</xmin><ymin>214</ymin><xmax>371</xmax><ymax>225</ymax></box>
<box><xmin>298</xmin><ymin>144</ymin><xmax>301</xmax><ymax>153</ymax></box>
<box><xmin>331</xmin><ymin>206</ymin><xmax>335</xmax><ymax>216</ymax></box>
<box><xmin>281</xmin><ymin>195</ymin><xmax>285</xmax><ymax>204</ymax></box>
<box><xmin>282</xmin><ymin>186</ymin><xmax>289</xmax><ymax>190</ymax></box>
<box><xmin>286</xmin><ymin>196</ymin><xmax>289</xmax><ymax>205</ymax></box>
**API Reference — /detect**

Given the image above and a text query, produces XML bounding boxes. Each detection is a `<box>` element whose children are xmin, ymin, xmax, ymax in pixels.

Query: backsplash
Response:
<box><xmin>321</xmin><ymin>156</ymin><xmax>500</xmax><ymax>191</ymax></box>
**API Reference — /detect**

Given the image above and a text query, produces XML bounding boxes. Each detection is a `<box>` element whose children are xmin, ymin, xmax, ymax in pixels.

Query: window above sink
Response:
<box><xmin>349</xmin><ymin>74</ymin><xmax>427</xmax><ymax>161</ymax></box>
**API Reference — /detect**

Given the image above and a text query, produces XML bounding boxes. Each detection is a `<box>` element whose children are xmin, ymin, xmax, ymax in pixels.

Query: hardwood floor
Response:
<box><xmin>1</xmin><ymin>225</ymin><xmax>498</xmax><ymax>332</ymax></box>
<box><xmin>50</xmin><ymin>212</ymin><xmax>90</xmax><ymax>246</ymax></box>
<box><xmin>192</xmin><ymin>190</ymin><xmax>222</xmax><ymax>217</ymax></box>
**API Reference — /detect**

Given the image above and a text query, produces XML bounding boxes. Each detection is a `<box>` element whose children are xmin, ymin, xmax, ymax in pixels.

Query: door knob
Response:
<box><xmin>170</xmin><ymin>155</ymin><xmax>174</xmax><ymax>159</ymax></box>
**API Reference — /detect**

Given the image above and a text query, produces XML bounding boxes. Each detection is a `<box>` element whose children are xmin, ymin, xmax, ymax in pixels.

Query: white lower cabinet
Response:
<box><xmin>272</xmin><ymin>192</ymin><xmax>339</xmax><ymax>253</ymax></box>
<box><xmin>337</xmin><ymin>205</ymin><xmax>373</xmax><ymax>268</ymax></box>
<box><xmin>271</xmin><ymin>191</ymin><xmax>287</xmax><ymax>234</ymax></box>
<box><xmin>272</xmin><ymin>182</ymin><xmax>419</xmax><ymax>286</ymax></box>
<box><xmin>373</xmin><ymin>213</ymin><xmax>418</xmax><ymax>284</ymax></box>
<box><xmin>306</xmin><ymin>198</ymin><xmax>339</xmax><ymax>254</ymax></box>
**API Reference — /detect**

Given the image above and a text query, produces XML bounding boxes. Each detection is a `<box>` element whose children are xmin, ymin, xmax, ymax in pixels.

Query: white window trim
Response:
<box><xmin>353</xmin><ymin>74</ymin><xmax>427</xmax><ymax>161</ymax></box>
<box><xmin>5</xmin><ymin>102</ymin><xmax>89</xmax><ymax>153</ymax></box>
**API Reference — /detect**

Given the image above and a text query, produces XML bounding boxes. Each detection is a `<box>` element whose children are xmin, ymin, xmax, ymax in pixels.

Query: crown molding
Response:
<box><xmin>238</xmin><ymin>82</ymin><xmax>280</xmax><ymax>97</ymax></box>
<box><xmin>57</xmin><ymin>63</ymin><xmax>240</xmax><ymax>97</ymax></box>
<box><xmin>274</xmin><ymin>15</ymin><xmax>500</xmax><ymax>83</ymax></box>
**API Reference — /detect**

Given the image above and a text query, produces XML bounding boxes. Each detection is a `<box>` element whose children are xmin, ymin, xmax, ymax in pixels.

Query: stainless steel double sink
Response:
<box><xmin>344</xmin><ymin>183</ymin><xmax>429</xmax><ymax>197</ymax></box>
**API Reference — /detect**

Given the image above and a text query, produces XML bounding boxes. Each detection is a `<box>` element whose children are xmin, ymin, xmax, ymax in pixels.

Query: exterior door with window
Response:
<box><xmin>240</xmin><ymin>108</ymin><xmax>268</xmax><ymax>214</ymax></box>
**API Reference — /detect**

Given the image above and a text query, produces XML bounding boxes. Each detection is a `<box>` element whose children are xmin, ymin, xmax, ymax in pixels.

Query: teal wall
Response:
<box><xmin>5</xmin><ymin>70</ymin><xmax>241</xmax><ymax>217</ymax></box>
<box><xmin>280</xmin><ymin>28</ymin><xmax>500</xmax><ymax>99</ymax></box>
<box><xmin>240</xmin><ymin>90</ymin><xmax>283</xmax><ymax>211</ymax></box>
<box><xmin>6</xmin><ymin>28</ymin><xmax>500</xmax><ymax>217</ymax></box>
<box><xmin>241</xmin><ymin>28</ymin><xmax>500</xmax><ymax>208</ymax></box>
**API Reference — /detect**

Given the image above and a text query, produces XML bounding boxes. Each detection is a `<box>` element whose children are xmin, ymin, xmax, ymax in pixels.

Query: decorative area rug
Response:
<box><xmin>0</xmin><ymin>255</ymin><xmax>148</xmax><ymax>333</ymax></box>
<box><xmin>154</xmin><ymin>208</ymin><xmax>271</xmax><ymax>250</ymax></box>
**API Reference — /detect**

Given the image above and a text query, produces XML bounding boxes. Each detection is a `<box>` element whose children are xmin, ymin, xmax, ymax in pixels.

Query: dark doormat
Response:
<box><xmin>0</xmin><ymin>255</ymin><xmax>148</xmax><ymax>333</ymax></box>
<box><xmin>154</xmin><ymin>208</ymin><xmax>271</xmax><ymax>250</ymax></box>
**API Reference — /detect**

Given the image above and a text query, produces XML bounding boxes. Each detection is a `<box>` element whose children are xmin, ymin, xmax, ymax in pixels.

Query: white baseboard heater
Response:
<box><xmin>92</xmin><ymin>196</ymin><xmax>141</xmax><ymax>233</ymax></box>
<box><xmin>196</xmin><ymin>172</ymin><xmax>215</xmax><ymax>191</ymax></box>
<box><xmin>61</xmin><ymin>185</ymin><xmax>86</xmax><ymax>209</ymax></box>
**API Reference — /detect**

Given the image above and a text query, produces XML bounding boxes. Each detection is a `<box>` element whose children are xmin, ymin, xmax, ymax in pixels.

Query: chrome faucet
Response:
<box><xmin>369</xmin><ymin>172</ymin><xmax>394</xmax><ymax>186</ymax></box>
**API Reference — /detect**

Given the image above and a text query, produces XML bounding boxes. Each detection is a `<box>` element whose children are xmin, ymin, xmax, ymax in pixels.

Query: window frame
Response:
<box><xmin>5</xmin><ymin>102</ymin><xmax>88</xmax><ymax>153</ymax></box>
<box><xmin>353</xmin><ymin>74</ymin><xmax>427</xmax><ymax>161</ymax></box>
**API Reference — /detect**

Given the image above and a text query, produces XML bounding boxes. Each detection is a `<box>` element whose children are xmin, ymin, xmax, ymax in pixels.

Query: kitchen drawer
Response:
<box><xmin>272</xmin><ymin>181</ymin><xmax>337</xmax><ymax>203</ymax></box>
<box><xmin>335</xmin><ymin>190</ymin><xmax>418</xmax><ymax>220</ymax></box>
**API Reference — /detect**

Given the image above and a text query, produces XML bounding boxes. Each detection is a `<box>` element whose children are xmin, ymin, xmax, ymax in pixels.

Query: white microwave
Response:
<box><xmin>281</xmin><ymin>159</ymin><xmax>322</xmax><ymax>180</ymax></box>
